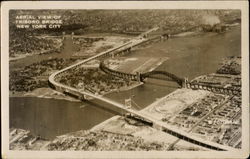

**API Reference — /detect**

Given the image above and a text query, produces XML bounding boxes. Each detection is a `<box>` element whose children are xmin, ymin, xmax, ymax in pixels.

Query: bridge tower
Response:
<box><xmin>125</xmin><ymin>98</ymin><xmax>132</xmax><ymax>109</ymax></box>
<box><xmin>62</xmin><ymin>32</ymin><xmax>66</xmax><ymax>40</ymax></box>
<box><xmin>111</xmin><ymin>52</ymin><xmax>115</xmax><ymax>58</ymax></box>
<box><xmin>182</xmin><ymin>77</ymin><xmax>188</xmax><ymax>88</ymax></box>
<box><xmin>127</xmin><ymin>47</ymin><xmax>132</xmax><ymax>54</ymax></box>
<box><xmin>79</xmin><ymin>87</ymin><xmax>86</xmax><ymax>101</ymax></box>
<box><xmin>79</xmin><ymin>95</ymin><xmax>85</xmax><ymax>101</ymax></box>
<box><xmin>136</xmin><ymin>72</ymin><xmax>141</xmax><ymax>82</ymax></box>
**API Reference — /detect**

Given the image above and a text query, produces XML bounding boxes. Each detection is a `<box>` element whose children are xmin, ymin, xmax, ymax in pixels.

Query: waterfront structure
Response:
<box><xmin>48</xmin><ymin>28</ymin><xmax>239</xmax><ymax>151</ymax></box>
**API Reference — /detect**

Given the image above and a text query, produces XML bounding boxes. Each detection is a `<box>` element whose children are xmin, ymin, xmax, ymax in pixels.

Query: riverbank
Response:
<box><xmin>10</xmin><ymin>89</ymin><xmax>80</xmax><ymax>102</ymax></box>
<box><xmin>9</xmin><ymin>23</ymin><xmax>238</xmax><ymax>100</ymax></box>
<box><xmin>76</xmin><ymin>67</ymin><xmax>241</xmax><ymax>150</ymax></box>
<box><xmin>76</xmin><ymin>54</ymin><xmax>242</xmax><ymax>149</ymax></box>
<box><xmin>8</xmin><ymin>25</ymin><xmax>241</xmax><ymax>148</ymax></box>
<box><xmin>9</xmin><ymin>34</ymin><xmax>133</xmax><ymax>100</ymax></box>
<box><xmin>9</xmin><ymin>47</ymin><xmax>62</xmax><ymax>62</ymax></box>
<box><xmin>83</xmin><ymin>88</ymin><xmax>211</xmax><ymax>150</ymax></box>
<box><xmin>8</xmin><ymin>87</ymin><xmax>216</xmax><ymax>150</ymax></box>
<box><xmin>9</xmin><ymin>116</ymin><xmax>206</xmax><ymax>151</ymax></box>
<box><xmin>24</xmin><ymin>88</ymin><xmax>80</xmax><ymax>102</ymax></box>
<box><xmin>8</xmin><ymin>9</ymin><xmax>243</xmax><ymax>151</ymax></box>
<box><xmin>10</xmin><ymin>53</ymin><xmax>242</xmax><ymax>150</ymax></box>
<box><xmin>9</xmin><ymin>36</ymin><xmax>63</xmax><ymax>61</ymax></box>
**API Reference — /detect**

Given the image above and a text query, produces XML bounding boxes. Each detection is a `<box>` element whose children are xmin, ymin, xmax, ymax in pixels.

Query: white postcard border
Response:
<box><xmin>1</xmin><ymin>1</ymin><xmax>249</xmax><ymax>159</ymax></box>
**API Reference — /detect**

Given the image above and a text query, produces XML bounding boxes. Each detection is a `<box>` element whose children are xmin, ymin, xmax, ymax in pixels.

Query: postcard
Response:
<box><xmin>1</xmin><ymin>1</ymin><xmax>249</xmax><ymax>159</ymax></box>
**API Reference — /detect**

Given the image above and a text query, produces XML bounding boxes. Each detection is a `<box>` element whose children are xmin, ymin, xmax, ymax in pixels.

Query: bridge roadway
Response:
<box><xmin>49</xmin><ymin>28</ymin><xmax>158</xmax><ymax>83</ymax></box>
<box><xmin>99</xmin><ymin>61</ymin><xmax>185</xmax><ymax>86</ymax></box>
<box><xmin>187</xmin><ymin>82</ymin><xmax>241</xmax><ymax>96</ymax></box>
<box><xmin>49</xmin><ymin>73</ymin><xmax>236</xmax><ymax>151</ymax></box>
<box><xmin>140</xmin><ymin>27</ymin><xmax>159</xmax><ymax>37</ymax></box>
<box><xmin>100</xmin><ymin>61</ymin><xmax>241</xmax><ymax>96</ymax></box>
<box><xmin>48</xmin><ymin>79</ymin><xmax>237</xmax><ymax>151</ymax></box>
<box><xmin>48</xmin><ymin>28</ymin><xmax>237</xmax><ymax>151</ymax></box>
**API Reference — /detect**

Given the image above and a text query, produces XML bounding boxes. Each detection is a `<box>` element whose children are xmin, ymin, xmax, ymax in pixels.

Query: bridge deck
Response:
<box><xmin>48</xmin><ymin>28</ymin><xmax>237</xmax><ymax>151</ymax></box>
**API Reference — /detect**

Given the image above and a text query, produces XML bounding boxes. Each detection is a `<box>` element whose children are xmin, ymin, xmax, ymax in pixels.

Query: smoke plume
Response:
<box><xmin>202</xmin><ymin>15</ymin><xmax>221</xmax><ymax>26</ymax></box>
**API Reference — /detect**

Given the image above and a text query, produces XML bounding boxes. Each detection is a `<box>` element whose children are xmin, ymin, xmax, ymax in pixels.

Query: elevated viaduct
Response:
<box><xmin>100</xmin><ymin>61</ymin><xmax>241</xmax><ymax>96</ymax></box>
<box><xmin>48</xmin><ymin>28</ymin><xmax>238</xmax><ymax>151</ymax></box>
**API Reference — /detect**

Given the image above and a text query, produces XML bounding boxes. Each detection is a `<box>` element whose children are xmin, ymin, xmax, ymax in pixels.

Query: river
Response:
<box><xmin>9</xmin><ymin>35</ymin><xmax>78</xmax><ymax>69</ymax></box>
<box><xmin>10</xmin><ymin>26</ymin><xmax>241</xmax><ymax>139</ymax></box>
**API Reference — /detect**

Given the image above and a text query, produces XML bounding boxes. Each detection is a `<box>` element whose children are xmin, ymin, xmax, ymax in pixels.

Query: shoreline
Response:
<box><xmin>7</xmin><ymin>30</ymin><xmax>195</xmax><ymax>62</ymax></box>
<box><xmin>88</xmin><ymin>71</ymin><xmax>241</xmax><ymax>150</ymax></box>
<box><xmin>9</xmin><ymin>47</ymin><xmax>62</xmax><ymax>62</ymax></box>
<box><xmin>9</xmin><ymin>24</ymin><xmax>241</xmax><ymax>106</ymax></box>
<box><xmin>9</xmin><ymin>88</ymin><xmax>81</xmax><ymax>102</ymax></box>
<box><xmin>8</xmin><ymin>10</ymin><xmax>242</xmax><ymax>150</ymax></box>
<box><xmin>9</xmin><ymin>27</ymin><xmax>242</xmax><ymax>150</ymax></box>
<box><xmin>9</xmin><ymin>22</ymin><xmax>240</xmax><ymax>63</ymax></box>
<box><xmin>9</xmin><ymin>80</ymin><xmax>144</xmax><ymax>102</ymax></box>
<box><xmin>8</xmin><ymin>24</ymin><xmax>234</xmax><ymax>105</ymax></box>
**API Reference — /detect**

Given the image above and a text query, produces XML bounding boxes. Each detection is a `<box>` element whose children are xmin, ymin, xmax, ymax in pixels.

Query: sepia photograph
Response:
<box><xmin>1</xmin><ymin>1</ymin><xmax>249</xmax><ymax>159</ymax></box>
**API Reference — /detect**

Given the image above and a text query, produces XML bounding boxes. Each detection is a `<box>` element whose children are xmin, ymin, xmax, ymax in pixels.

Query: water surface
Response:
<box><xmin>10</xmin><ymin>26</ymin><xmax>241</xmax><ymax>138</ymax></box>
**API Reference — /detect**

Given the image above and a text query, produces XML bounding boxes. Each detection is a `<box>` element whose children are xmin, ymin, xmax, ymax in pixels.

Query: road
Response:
<box><xmin>48</xmin><ymin>28</ymin><xmax>237</xmax><ymax>151</ymax></box>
